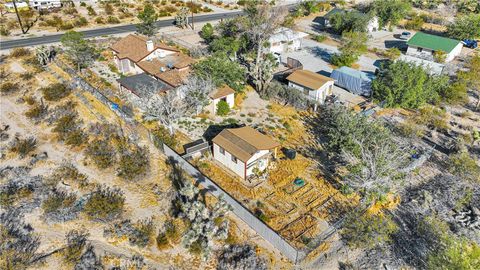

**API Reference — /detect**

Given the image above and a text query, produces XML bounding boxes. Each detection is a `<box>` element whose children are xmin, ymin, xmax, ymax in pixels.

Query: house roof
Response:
<box><xmin>212</xmin><ymin>126</ymin><xmax>280</xmax><ymax>162</ymax></box>
<box><xmin>286</xmin><ymin>69</ymin><xmax>334</xmax><ymax>90</ymax></box>
<box><xmin>269</xmin><ymin>27</ymin><xmax>309</xmax><ymax>43</ymax></box>
<box><xmin>209</xmin><ymin>85</ymin><xmax>235</xmax><ymax>100</ymax></box>
<box><xmin>111</xmin><ymin>34</ymin><xmax>179</xmax><ymax>62</ymax></box>
<box><xmin>137</xmin><ymin>59</ymin><xmax>191</xmax><ymax>87</ymax></box>
<box><xmin>407</xmin><ymin>32</ymin><xmax>461</xmax><ymax>53</ymax></box>
<box><xmin>117</xmin><ymin>73</ymin><xmax>172</xmax><ymax>98</ymax></box>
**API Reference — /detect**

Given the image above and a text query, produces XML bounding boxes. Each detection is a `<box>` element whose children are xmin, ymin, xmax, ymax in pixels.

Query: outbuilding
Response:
<box><xmin>330</xmin><ymin>66</ymin><xmax>374</xmax><ymax>96</ymax></box>
<box><xmin>209</xmin><ymin>85</ymin><xmax>235</xmax><ymax>114</ymax></box>
<box><xmin>286</xmin><ymin>69</ymin><xmax>335</xmax><ymax>105</ymax></box>
<box><xmin>406</xmin><ymin>32</ymin><xmax>463</xmax><ymax>63</ymax></box>
<box><xmin>212</xmin><ymin>126</ymin><xmax>279</xmax><ymax>181</ymax></box>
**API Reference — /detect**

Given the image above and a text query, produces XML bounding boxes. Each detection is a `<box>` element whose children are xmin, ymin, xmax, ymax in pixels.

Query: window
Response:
<box><xmin>219</xmin><ymin>147</ymin><xmax>225</xmax><ymax>155</ymax></box>
<box><xmin>417</xmin><ymin>47</ymin><xmax>423</xmax><ymax>52</ymax></box>
<box><xmin>231</xmin><ymin>156</ymin><xmax>237</xmax><ymax>163</ymax></box>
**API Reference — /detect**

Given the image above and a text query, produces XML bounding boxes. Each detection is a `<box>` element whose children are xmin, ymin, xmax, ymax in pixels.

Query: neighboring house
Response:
<box><xmin>4</xmin><ymin>2</ymin><xmax>29</xmax><ymax>12</ymax></box>
<box><xmin>406</xmin><ymin>32</ymin><xmax>463</xmax><ymax>63</ymax></box>
<box><xmin>209</xmin><ymin>85</ymin><xmax>235</xmax><ymax>114</ymax></box>
<box><xmin>323</xmin><ymin>8</ymin><xmax>379</xmax><ymax>33</ymax></box>
<box><xmin>110</xmin><ymin>34</ymin><xmax>194</xmax><ymax>88</ymax></box>
<box><xmin>29</xmin><ymin>0</ymin><xmax>62</xmax><ymax>10</ymax></box>
<box><xmin>212</xmin><ymin>126</ymin><xmax>280</xmax><ymax>180</ymax></box>
<box><xmin>268</xmin><ymin>27</ymin><xmax>309</xmax><ymax>54</ymax></box>
<box><xmin>117</xmin><ymin>73</ymin><xmax>172</xmax><ymax>103</ymax></box>
<box><xmin>286</xmin><ymin>69</ymin><xmax>334</xmax><ymax>105</ymax></box>
<box><xmin>330</xmin><ymin>66</ymin><xmax>374</xmax><ymax>96</ymax></box>
<box><xmin>398</xmin><ymin>54</ymin><xmax>445</xmax><ymax>75</ymax></box>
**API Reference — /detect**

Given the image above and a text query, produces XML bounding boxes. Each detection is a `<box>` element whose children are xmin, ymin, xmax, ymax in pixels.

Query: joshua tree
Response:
<box><xmin>175</xmin><ymin>7</ymin><xmax>190</xmax><ymax>29</ymax></box>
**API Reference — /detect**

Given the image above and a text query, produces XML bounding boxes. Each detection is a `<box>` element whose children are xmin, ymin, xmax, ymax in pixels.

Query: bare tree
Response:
<box><xmin>243</xmin><ymin>2</ymin><xmax>287</xmax><ymax>94</ymax></box>
<box><xmin>144</xmin><ymin>91</ymin><xmax>187</xmax><ymax>135</ymax></box>
<box><xmin>180</xmin><ymin>75</ymin><xmax>215</xmax><ymax>115</ymax></box>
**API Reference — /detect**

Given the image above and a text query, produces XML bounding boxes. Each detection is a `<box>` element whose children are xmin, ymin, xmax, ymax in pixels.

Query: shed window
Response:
<box><xmin>417</xmin><ymin>47</ymin><xmax>423</xmax><ymax>52</ymax></box>
<box><xmin>231</xmin><ymin>156</ymin><xmax>237</xmax><ymax>163</ymax></box>
<box><xmin>219</xmin><ymin>147</ymin><xmax>225</xmax><ymax>155</ymax></box>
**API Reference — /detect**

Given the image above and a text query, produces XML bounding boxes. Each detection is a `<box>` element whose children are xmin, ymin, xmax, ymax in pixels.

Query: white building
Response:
<box><xmin>4</xmin><ymin>2</ymin><xmax>29</xmax><ymax>12</ymax></box>
<box><xmin>398</xmin><ymin>54</ymin><xmax>445</xmax><ymax>75</ymax></box>
<box><xmin>406</xmin><ymin>32</ymin><xmax>463</xmax><ymax>63</ymax></box>
<box><xmin>323</xmin><ymin>8</ymin><xmax>379</xmax><ymax>33</ymax></box>
<box><xmin>212</xmin><ymin>126</ymin><xmax>279</xmax><ymax>180</ymax></box>
<box><xmin>286</xmin><ymin>69</ymin><xmax>335</xmax><ymax>105</ymax></box>
<box><xmin>29</xmin><ymin>0</ymin><xmax>62</xmax><ymax>10</ymax></box>
<box><xmin>209</xmin><ymin>85</ymin><xmax>235</xmax><ymax>114</ymax></box>
<box><xmin>268</xmin><ymin>27</ymin><xmax>309</xmax><ymax>54</ymax></box>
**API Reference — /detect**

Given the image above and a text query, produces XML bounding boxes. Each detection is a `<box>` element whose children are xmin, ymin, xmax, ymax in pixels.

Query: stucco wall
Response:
<box><xmin>246</xmin><ymin>149</ymin><xmax>270</xmax><ymax>177</ymax></box>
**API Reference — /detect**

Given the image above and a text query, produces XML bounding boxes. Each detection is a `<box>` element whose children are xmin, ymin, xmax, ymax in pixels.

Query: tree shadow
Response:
<box><xmin>307</xmin><ymin>46</ymin><xmax>334</xmax><ymax>62</ymax></box>
<box><xmin>384</xmin><ymin>40</ymin><xmax>407</xmax><ymax>50</ymax></box>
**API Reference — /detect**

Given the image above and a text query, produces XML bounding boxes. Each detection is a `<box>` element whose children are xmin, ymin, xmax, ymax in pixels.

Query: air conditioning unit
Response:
<box><xmin>160</xmin><ymin>67</ymin><xmax>166</xmax><ymax>72</ymax></box>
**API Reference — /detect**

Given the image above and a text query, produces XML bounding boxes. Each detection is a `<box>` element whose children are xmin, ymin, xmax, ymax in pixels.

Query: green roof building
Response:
<box><xmin>406</xmin><ymin>32</ymin><xmax>463</xmax><ymax>63</ymax></box>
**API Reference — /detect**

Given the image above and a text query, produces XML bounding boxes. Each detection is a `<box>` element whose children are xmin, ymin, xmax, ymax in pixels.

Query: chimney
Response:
<box><xmin>146</xmin><ymin>40</ymin><xmax>154</xmax><ymax>52</ymax></box>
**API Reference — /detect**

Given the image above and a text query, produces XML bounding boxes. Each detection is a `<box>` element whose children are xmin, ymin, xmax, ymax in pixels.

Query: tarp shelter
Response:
<box><xmin>330</xmin><ymin>66</ymin><xmax>375</xmax><ymax>96</ymax></box>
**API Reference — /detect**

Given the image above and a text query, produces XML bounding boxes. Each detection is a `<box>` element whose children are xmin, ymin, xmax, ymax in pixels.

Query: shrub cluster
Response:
<box><xmin>83</xmin><ymin>185</ymin><xmax>125</xmax><ymax>220</ymax></box>
<box><xmin>41</xmin><ymin>83</ymin><xmax>72</xmax><ymax>101</ymax></box>
<box><xmin>104</xmin><ymin>218</ymin><xmax>155</xmax><ymax>247</ymax></box>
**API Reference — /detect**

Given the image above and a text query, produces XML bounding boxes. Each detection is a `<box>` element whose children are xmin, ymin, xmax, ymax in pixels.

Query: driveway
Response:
<box><xmin>279</xmin><ymin>38</ymin><xmax>378</xmax><ymax>76</ymax></box>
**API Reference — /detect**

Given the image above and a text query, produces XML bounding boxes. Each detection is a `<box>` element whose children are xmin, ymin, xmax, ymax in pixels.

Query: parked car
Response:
<box><xmin>399</xmin><ymin>31</ymin><xmax>411</xmax><ymax>40</ymax></box>
<box><xmin>463</xmin><ymin>39</ymin><xmax>478</xmax><ymax>49</ymax></box>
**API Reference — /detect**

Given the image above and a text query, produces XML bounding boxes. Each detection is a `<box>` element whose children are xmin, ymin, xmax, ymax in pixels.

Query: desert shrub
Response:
<box><xmin>22</xmin><ymin>55</ymin><xmax>44</xmax><ymax>73</ymax></box>
<box><xmin>413</xmin><ymin>106</ymin><xmax>448</xmax><ymax>131</ymax></box>
<box><xmin>0</xmin><ymin>181</ymin><xmax>34</xmax><ymax>208</ymax></box>
<box><xmin>313</xmin><ymin>34</ymin><xmax>326</xmax><ymax>42</ymax></box>
<box><xmin>0</xmin><ymin>82</ymin><xmax>19</xmax><ymax>95</ymax></box>
<box><xmin>42</xmin><ymin>189</ymin><xmax>77</xmax><ymax>215</ymax></box>
<box><xmin>40</xmin><ymin>83</ymin><xmax>71</xmax><ymax>101</ymax></box>
<box><xmin>277</xmin><ymin>84</ymin><xmax>308</xmax><ymax>110</ymax></box>
<box><xmin>439</xmin><ymin>82</ymin><xmax>468</xmax><ymax>105</ymax></box>
<box><xmin>433</xmin><ymin>50</ymin><xmax>447</xmax><ymax>63</ymax></box>
<box><xmin>216</xmin><ymin>100</ymin><xmax>230</xmax><ymax>116</ymax></box>
<box><xmin>117</xmin><ymin>145</ymin><xmax>150</xmax><ymax>180</ymax></box>
<box><xmin>95</xmin><ymin>17</ymin><xmax>105</xmax><ymax>24</ymax></box>
<box><xmin>9</xmin><ymin>47</ymin><xmax>31</xmax><ymax>58</ymax></box>
<box><xmin>47</xmin><ymin>164</ymin><xmax>89</xmax><ymax>188</ymax></box>
<box><xmin>341</xmin><ymin>212</ymin><xmax>398</xmax><ymax>249</ymax></box>
<box><xmin>448</xmin><ymin>151</ymin><xmax>480</xmax><ymax>182</ymax></box>
<box><xmin>151</xmin><ymin>125</ymin><xmax>177</xmax><ymax>149</ymax></box>
<box><xmin>64</xmin><ymin>129</ymin><xmax>87</xmax><ymax>146</ymax></box>
<box><xmin>85</xmin><ymin>139</ymin><xmax>116</xmax><ymax>169</ymax></box>
<box><xmin>164</xmin><ymin>219</ymin><xmax>181</xmax><ymax>244</ymax></box>
<box><xmin>0</xmin><ymin>26</ymin><xmax>10</xmax><ymax>36</ymax></box>
<box><xmin>63</xmin><ymin>7</ymin><xmax>78</xmax><ymax>15</ymax></box>
<box><xmin>0</xmin><ymin>211</ymin><xmax>40</xmax><ymax>270</ymax></box>
<box><xmin>25</xmin><ymin>100</ymin><xmax>49</xmax><ymax>120</ymax></box>
<box><xmin>104</xmin><ymin>3</ymin><xmax>114</xmax><ymax>14</ymax></box>
<box><xmin>9</xmin><ymin>136</ymin><xmax>37</xmax><ymax>158</ymax></box>
<box><xmin>107</xmin><ymin>16</ymin><xmax>120</xmax><ymax>24</ymax></box>
<box><xmin>19</xmin><ymin>72</ymin><xmax>34</xmax><ymax>80</ymax></box>
<box><xmin>74</xmin><ymin>245</ymin><xmax>103</xmax><ymax>269</ymax></box>
<box><xmin>83</xmin><ymin>185</ymin><xmax>125</xmax><ymax>220</ymax></box>
<box><xmin>74</xmin><ymin>17</ymin><xmax>88</xmax><ymax>27</ymax></box>
<box><xmin>87</xmin><ymin>6</ymin><xmax>97</xmax><ymax>16</ymax></box>
<box><xmin>62</xmin><ymin>229</ymin><xmax>89</xmax><ymax>264</ymax></box>
<box><xmin>53</xmin><ymin>113</ymin><xmax>87</xmax><ymax>146</ymax></box>
<box><xmin>218</xmin><ymin>244</ymin><xmax>267</xmax><ymax>270</ymax></box>
<box><xmin>104</xmin><ymin>218</ymin><xmax>155</xmax><ymax>247</ymax></box>
<box><xmin>60</xmin><ymin>22</ymin><xmax>75</xmax><ymax>31</ymax></box>
<box><xmin>156</xmin><ymin>231</ymin><xmax>170</xmax><ymax>249</ymax></box>
<box><xmin>405</xmin><ymin>14</ymin><xmax>424</xmax><ymax>30</ymax></box>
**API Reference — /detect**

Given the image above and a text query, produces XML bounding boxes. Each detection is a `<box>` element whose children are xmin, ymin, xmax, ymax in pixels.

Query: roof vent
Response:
<box><xmin>160</xmin><ymin>67</ymin><xmax>166</xmax><ymax>72</ymax></box>
<box><xmin>167</xmin><ymin>63</ymin><xmax>174</xmax><ymax>69</ymax></box>
<box><xmin>158</xmin><ymin>51</ymin><xmax>166</xmax><ymax>58</ymax></box>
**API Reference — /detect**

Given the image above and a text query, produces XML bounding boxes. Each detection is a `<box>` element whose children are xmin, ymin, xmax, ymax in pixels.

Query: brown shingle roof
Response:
<box><xmin>110</xmin><ymin>34</ymin><xmax>179</xmax><ymax>62</ymax></box>
<box><xmin>155</xmin><ymin>69</ymin><xmax>190</xmax><ymax>87</ymax></box>
<box><xmin>286</xmin><ymin>69</ymin><xmax>334</xmax><ymax>90</ymax></box>
<box><xmin>212</xmin><ymin>126</ymin><xmax>280</xmax><ymax>162</ymax></box>
<box><xmin>209</xmin><ymin>85</ymin><xmax>235</xmax><ymax>100</ymax></box>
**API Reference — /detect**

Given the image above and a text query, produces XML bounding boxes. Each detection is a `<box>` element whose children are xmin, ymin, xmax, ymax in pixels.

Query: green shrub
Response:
<box><xmin>25</xmin><ymin>101</ymin><xmax>49</xmax><ymax>120</ymax></box>
<box><xmin>156</xmin><ymin>231</ymin><xmax>170</xmax><ymax>249</ymax></box>
<box><xmin>42</xmin><ymin>190</ymin><xmax>77</xmax><ymax>214</ymax></box>
<box><xmin>313</xmin><ymin>34</ymin><xmax>326</xmax><ymax>42</ymax></box>
<box><xmin>64</xmin><ymin>129</ymin><xmax>87</xmax><ymax>147</ymax></box>
<box><xmin>448</xmin><ymin>151</ymin><xmax>480</xmax><ymax>182</ymax></box>
<box><xmin>341</xmin><ymin>212</ymin><xmax>398</xmax><ymax>249</ymax></box>
<box><xmin>40</xmin><ymin>83</ymin><xmax>71</xmax><ymax>101</ymax></box>
<box><xmin>0</xmin><ymin>26</ymin><xmax>10</xmax><ymax>36</ymax></box>
<box><xmin>433</xmin><ymin>50</ymin><xmax>447</xmax><ymax>63</ymax></box>
<box><xmin>62</xmin><ymin>230</ymin><xmax>88</xmax><ymax>264</ymax></box>
<box><xmin>107</xmin><ymin>16</ymin><xmax>120</xmax><ymax>24</ymax></box>
<box><xmin>383</xmin><ymin>47</ymin><xmax>401</xmax><ymax>60</ymax></box>
<box><xmin>85</xmin><ymin>139</ymin><xmax>116</xmax><ymax>169</ymax></box>
<box><xmin>83</xmin><ymin>185</ymin><xmax>125</xmax><ymax>220</ymax></box>
<box><xmin>405</xmin><ymin>15</ymin><xmax>424</xmax><ymax>30</ymax></box>
<box><xmin>117</xmin><ymin>145</ymin><xmax>150</xmax><ymax>180</ymax></box>
<box><xmin>87</xmin><ymin>6</ymin><xmax>97</xmax><ymax>16</ymax></box>
<box><xmin>95</xmin><ymin>17</ymin><xmax>105</xmax><ymax>24</ymax></box>
<box><xmin>331</xmin><ymin>53</ymin><xmax>356</xmax><ymax>67</ymax></box>
<box><xmin>74</xmin><ymin>17</ymin><xmax>88</xmax><ymax>27</ymax></box>
<box><xmin>151</xmin><ymin>125</ymin><xmax>177</xmax><ymax>149</ymax></box>
<box><xmin>216</xmin><ymin>100</ymin><xmax>230</xmax><ymax>116</ymax></box>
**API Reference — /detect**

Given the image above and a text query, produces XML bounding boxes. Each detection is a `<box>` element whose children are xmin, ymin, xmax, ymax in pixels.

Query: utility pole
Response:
<box><xmin>12</xmin><ymin>0</ymin><xmax>26</xmax><ymax>34</ymax></box>
<box><xmin>190</xmin><ymin>0</ymin><xmax>195</xmax><ymax>30</ymax></box>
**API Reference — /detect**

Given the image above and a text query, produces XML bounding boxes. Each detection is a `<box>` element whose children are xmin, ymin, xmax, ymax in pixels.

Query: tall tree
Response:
<box><xmin>447</xmin><ymin>14</ymin><xmax>480</xmax><ymax>40</ymax></box>
<box><xmin>193</xmin><ymin>53</ymin><xmax>246</xmax><ymax>92</ymax></box>
<box><xmin>144</xmin><ymin>91</ymin><xmax>187</xmax><ymax>135</ymax></box>
<box><xmin>180</xmin><ymin>75</ymin><xmax>215</xmax><ymax>115</ymax></box>
<box><xmin>137</xmin><ymin>3</ymin><xmax>158</xmax><ymax>37</ymax></box>
<box><xmin>370</xmin><ymin>0</ymin><xmax>411</xmax><ymax>30</ymax></box>
<box><xmin>242</xmin><ymin>1</ymin><xmax>287</xmax><ymax>95</ymax></box>
<box><xmin>60</xmin><ymin>31</ymin><xmax>96</xmax><ymax>71</ymax></box>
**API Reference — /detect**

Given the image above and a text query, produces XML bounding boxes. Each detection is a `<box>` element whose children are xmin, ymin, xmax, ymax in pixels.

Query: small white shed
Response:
<box><xmin>209</xmin><ymin>85</ymin><xmax>235</xmax><ymax>114</ymax></box>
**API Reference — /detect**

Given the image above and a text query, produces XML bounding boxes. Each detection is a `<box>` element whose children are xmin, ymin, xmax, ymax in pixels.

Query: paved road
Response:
<box><xmin>0</xmin><ymin>11</ymin><xmax>242</xmax><ymax>50</ymax></box>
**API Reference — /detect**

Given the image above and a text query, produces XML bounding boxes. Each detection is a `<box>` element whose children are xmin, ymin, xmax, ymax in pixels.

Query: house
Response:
<box><xmin>29</xmin><ymin>0</ymin><xmax>62</xmax><ymax>10</ymax></box>
<box><xmin>3</xmin><ymin>2</ymin><xmax>29</xmax><ymax>13</ymax></box>
<box><xmin>406</xmin><ymin>32</ymin><xmax>463</xmax><ymax>63</ymax></box>
<box><xmin>268</xmin><ymin>27</ymin><xmax>309</xmax><ymax>54</ymax></box>
<box><xmin>209</xmin><ymin>85</ymin><xmax>235</xmax><ymax>114</ymax></box>
<box><xmin>398</xmin><ymin>54</ymin><xmax>445</xmax><ymax>75</ymax></box>
<box><xmin>330</xmin><ymin>66</ymin><xmax>374</xmax><ymax>96</ymax></box>
<box><xmin>212</xmin><ymin>126</ymin><xmax>280</xmax><ymax>180</ymax></box>
<box><xmin>286</xmin><ymin>69</ymin><xmax>334</xmax><ymax>105</ymax></box>
<box><xmin>323</xmin><ymin>8</ymin><xmax>379</xmax><ymax>33</ymax></box>
<box><xmin>110</xmin><ymin>34</ymin><xmax>194</xmax><ymax>88</ymax></box>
